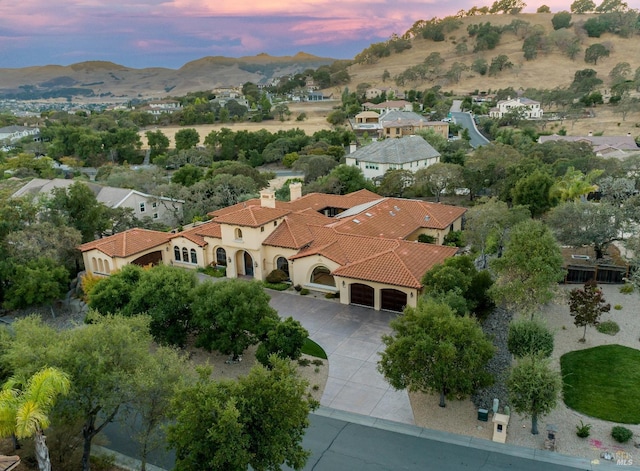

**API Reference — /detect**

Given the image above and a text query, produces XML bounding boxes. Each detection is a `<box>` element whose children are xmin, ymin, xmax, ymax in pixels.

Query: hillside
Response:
<box><xmin>0</xmin><ymin>53</ymin><xmax>336</xmax><ymax>101</ymax></box>
<box><xmin>344</xmin><ymin>13</ymin><xmax>640</xmax><ymax>96</ymax></box>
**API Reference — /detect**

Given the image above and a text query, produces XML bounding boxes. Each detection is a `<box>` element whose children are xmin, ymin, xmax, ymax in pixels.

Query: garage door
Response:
<box><xmin>350</xmin><ymin>283</ymin><xmax>374</xmax><ymax>308</ymax></box>
<box><xmin>381</xmin><ymin>289</ymin><xmax>407</xmax><ymax>312</ymax></box>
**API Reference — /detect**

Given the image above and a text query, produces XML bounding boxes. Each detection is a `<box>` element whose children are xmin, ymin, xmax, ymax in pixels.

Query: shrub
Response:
<box><xmin>200</xmin><ymin>265</ymin><xmax>226</xmax><ymax>277</ymax></box>
<box><xmin>300</xmin><ymin>288</ymin><xmax>310</xmax><ymax>295</ymax></box>
<box><xmin>297</xmin><ymin>358</ymin><xmax>311</xmax><ymax>367</ymax></box>
<box><xmin>612</xmin><ymin>426</ymin><xmax>633</xmax><ymax>443</ymax></box>
<box><xmin>576</xmin><ymin>421</ymin><xmax>592</xmax><ymax>438</ymax></box>
<box><xmin>417</xmin><ymin>233</ymin><xmax>436</xmax><ymax>244</ymax></box>
<box><xmin>81</xmin><ymin>273</ymin><xmax>103</xmax><ymax>302</ymax></box>
<box><xmin>620</xmin><ymin>284</ymin><xmax>634</xmax><ymax>294</ymax></box>
<box><xmin>614</xmin><ymin>304</ymin><xmax>623</xmax><ymax>310</ymax></box>
<box><xmin>266</xmin><ymin>269</ymin><xmax>288</xmax><ymax>283</ymax></box>
<box><xmin>597</xmin><ymin>320</ymin><xmax>620</xmax><ymax>335</ymax></box>
<box><xmin>311</xmin><ymin>359</ymin><xmax>324</xmax><ymax>366</ymax></box>
<box><xmin>263</xmin><ymin>282</ymin><xmax>290</xmax><ymax>291</ymax></box>
<box><xmin>294</xmin><ymin>284</ymin><xmax>302</xmax><ymax>292</ymax></box>
<box><xmin>443</xmin><ymin>230</ymin><xmax>464</xmax><ymax>247</ymax></box>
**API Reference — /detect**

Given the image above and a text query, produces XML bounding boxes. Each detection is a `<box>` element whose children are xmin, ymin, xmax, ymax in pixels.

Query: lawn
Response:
<box><xmin>301</xmin><ymin>338</ymin><xmax>327</xmax><ymax>359</ymax></box>
<box><xmin>561</xmin><ymin>344</ymin><xmax>640</xmax><ymax>424</ymax></box>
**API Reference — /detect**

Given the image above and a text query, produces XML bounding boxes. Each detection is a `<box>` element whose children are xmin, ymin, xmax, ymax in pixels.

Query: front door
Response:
<box><xmin>243</xmin><ymin>251</ymin><xmax>254</xmax><ymax>277</ymax></box>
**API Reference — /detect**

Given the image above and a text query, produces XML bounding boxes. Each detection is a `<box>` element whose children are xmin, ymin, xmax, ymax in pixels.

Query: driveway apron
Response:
<box><xmin>268</xmin><ymin>290</ymin><xmax>414</xmax><ymax>425</ymax></box>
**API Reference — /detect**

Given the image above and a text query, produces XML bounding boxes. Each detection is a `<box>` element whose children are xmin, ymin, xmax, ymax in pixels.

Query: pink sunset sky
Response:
<box><xmin>1</xmin><ymin>0</ymin><xmax>639</xmax><ymax>69</ymax></box>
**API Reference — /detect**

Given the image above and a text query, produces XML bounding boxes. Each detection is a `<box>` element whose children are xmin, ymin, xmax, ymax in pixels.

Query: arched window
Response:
<box><xmin>182</xmin><ymin>248</ymin><xmax>188</xmax><ymax>262</ymax></box>
<box><xmin>190</xmin><ymin>249</ymin><xmax>197</xmax><ymax>264</ymax></box>
<box><xmin>311</xmin><ymin>266</ymin><xmax>335</xmax><ymax>286</ymax></box>
<box><xmin>104</xmin><ymin>260</ymin><xmax>111</xmax><ymax>273</ymax></box>
<box><xmin>92</xmin><ymin>257</ymin><xmax>98</xmax><ymax>272</ymax></box>
<box><xmin>235</xmin><ymin>228</ymin><xmax>243</xmax><ymax>240</ymax></box>
<box><xmin>174</xmin><ymin>246</ymin><xmax>181</xmax><ymax>261</ymax></box>
<box><xmin>216</xmin><ymin>247</ymin><xmax>227</xmax><ymax>266</ymax></box>
<box><xmin>276</xmin><ymin>257</ymin><xmax>289</xmax><ymax>277</ymax></box>
<box><xmin>98</xmin><ymin>259</ymin><xmax>104</xmax><ymax>273</ymax></box>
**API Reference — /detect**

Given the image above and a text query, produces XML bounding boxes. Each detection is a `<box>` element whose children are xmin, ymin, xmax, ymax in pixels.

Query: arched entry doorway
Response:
<box><xmin>350</xmin><ymin>283</ymin><xmax>374</xmax><ymax>308</ymax></box>
<box><xmin>311</xmin><ymin>266</ymin><xmax>335</xmax><ymax>286</ymax></box>
<box><xmin>236</xmin><ymin>250</ymin><xmax>254</xmax><ymax>277</ymax></box>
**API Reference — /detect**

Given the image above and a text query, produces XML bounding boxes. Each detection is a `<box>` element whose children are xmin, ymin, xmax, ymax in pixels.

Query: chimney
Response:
<box><xmin>588</xmin><ymin>131</ymin><xmax>593</xmax><ymax>137</ymax></box>
<box><xmin>628</xmin><ymin>132</ymin><xmax>632</xmax><ymax>137</ymax></box>
<box><xmin>349</xmin><ymin>142</ymin><xmax>357</xmax><ymax>154</ymax></box>
<box><xmin>289</xmin><ymin>182</ymin><xmax>302</xmax><ymax>202</ymax></box>
<box><xmin>260</xmin><ymin>190</ymin><xmax>276</xmax><ymax>208</ymax></box>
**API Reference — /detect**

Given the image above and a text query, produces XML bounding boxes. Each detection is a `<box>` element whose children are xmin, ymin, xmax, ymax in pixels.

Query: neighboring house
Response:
<box><xmin>345</xmin><ymin>136</ymin><xmax>441</xmax><ymax>180</ymax></box>
<box><xmin>0</xmin><ymin>125</ymin><xmax>40</xmax><ymax>144</ymax></box>
<box><xmin>79</xmin><ymin>185</ymin><xmax>465</xmax><ymax>312</ymax></box>
<box><xmin>307</xmin><ymin>91</ymin><xmax>333</xmax><ymax>101</ymax></box>
<box><xmin>12</xmin><ymin>178</ymin><xmax>183</xmax><ymax>226</ymax></box>
<box><xmin>489</xmin><ymin>96</ymin><xmax>543</xmax><ymax>119</ymax></box>
<box><xmin>210</xmin><ymin>88</ymin><xmax>250</xmax><ymax>109</ymax></box>
<box><xmin>362</xmin><ymin>100</ymin><xmax>413</xmax><ymax>113</ymax></box>
<box><xmin>144</xmin><ymin>100</ymin><xmax>182</xmax><ymax>116</ymax></box>
<box><xmin>379</xmin><ymin>110</ymin><xmax>448</xmax><ymax>139</ymax></box>
<box><xmin>538</xmin><ymin>134</ymin><xmax>640</xmax><ymax>158</ymax></box>
<box><xmin>365</xmin><ymin>87</ymin><xmax>404</xmax><ymax>100</ymax></box>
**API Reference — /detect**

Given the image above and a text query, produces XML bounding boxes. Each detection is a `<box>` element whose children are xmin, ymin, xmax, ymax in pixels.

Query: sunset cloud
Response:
<box><xmin>0</xmin><ymin>0</ymin><xmax>638</xmax><ymax>68</ymax></box>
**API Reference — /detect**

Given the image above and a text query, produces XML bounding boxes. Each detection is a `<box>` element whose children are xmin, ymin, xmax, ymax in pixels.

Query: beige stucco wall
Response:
<box><xmin>169</xmin><ymin>236</ymin><xmax>208</xmax><ymax>270</ymax></box>
<box><xmin>334</xmin><ymin>276</ymin><xmax>419</xmax><ymax>311</ymax></box>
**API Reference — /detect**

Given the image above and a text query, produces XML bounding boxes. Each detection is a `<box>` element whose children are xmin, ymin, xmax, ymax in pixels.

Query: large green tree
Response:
<box><xmin>546</xmin><ymin>201</ymin><xmax>622</xmax><ymax>259</ymax></box>
<box><xmin>507</xmin><ymin>319</ymin><xmax>554</xmax><ymax>358</ymax></box>
<box><xmin>191</xmin><ymin>280</ymin><xmax>279</xmax><ymax>361</ymax></box>
<box><xmin>507</xmin><ymin>355</ymin><xmax>562</xmax><ymax>435</ymax></box>
<box><xmin>174</xmin><ymin>128</ymin><xmax>200</xmax><ymax>151</ymax></box>
<box><xmin>378</xmin><ymin>299</ymin><xmax>495</xmax><ymax>407</ymax></box>
<box><xmin>167</xmin><ymin>357</ymin><xmax>316</xmax><ymax>471</ymax></box>
<box><xmin>490</xmin><ymin>220</ymin><xmax>565</xmax><ymax>317</ymax></box>
<box><xmin>3</xmin><ymin>314</ymin><xmax>156</xmax><ymax>471</ymax></box>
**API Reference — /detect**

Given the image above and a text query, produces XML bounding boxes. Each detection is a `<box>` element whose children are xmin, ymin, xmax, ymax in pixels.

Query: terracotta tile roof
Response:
<box><xmin>332</xmin><ymin>198</ymin><xmax>466</xmax><ymax>238</ymax></box>
<box><xmin>213</xmin><ymin>206</ymin><xmax>291</xmax><ymax>227</ymax></box>
<box><xmin>78</xmin><ymin>228</ymin><xmax>170</xmax><ymax>257</ymax></box>
<box><xmin>263</xmin><ymin>211</ymin><xmax>333</xmax><ymax>249</ymax></box>
<box><xmin>169</xmin><ymin>221</ymin><xmax>222</xmax><ymax>246</ymax></box>
<box><xmin>290</xmin><ymin>228</ymin><xmax>457</xmax><ymax>288</ymax></box>
<box><xmin>284</xmin><ymin>190</ymin><xmax>381</xmax><ymax>212</ymax></box>
<box><xmin>207</xmin><ymin>198</ymin><xmax>261</xmax><ymax>218</ymax></box>
<box><xmin>333</xmin><ymin>241</ymin><xmax>458</xmax><ymax>288</ymax></box>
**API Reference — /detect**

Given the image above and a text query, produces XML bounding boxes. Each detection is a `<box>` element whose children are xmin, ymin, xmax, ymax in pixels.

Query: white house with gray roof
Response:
<box><xmin>12</xmin><ymin>178</ymin><xmax>183</xmax><ymax>226</ymax></box>
<box><xmin>345</xmin><ymin>135</ymin><xmax>440</xmax><ymax>180</ymax></box>
<box><xmin>489</xmin><ymin>96</ymin><xmax>543</xmax><ymax>119</ymax></box>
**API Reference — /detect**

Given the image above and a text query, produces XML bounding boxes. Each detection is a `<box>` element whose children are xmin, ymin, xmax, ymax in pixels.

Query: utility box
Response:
<box><xmin>492</xmin><ymin>413</ymin><xmax>510</xmax><ymax>443</ymax></box>
<box><xmin>477</xmin><ymin>408</ymin><xmax>489</xmax><ymax>422</ymax></box>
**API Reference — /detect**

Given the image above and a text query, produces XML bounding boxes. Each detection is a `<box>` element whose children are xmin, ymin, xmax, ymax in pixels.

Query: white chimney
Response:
<box><xmin>289</xmin><ymin>182</ymin><xmax>302</xmax><ymax>202</ymax></box>
<box><xmin>260</xmin><ymin>190</ymin><xmax>276</xmax><ymax>208</ymax></box>
<box><xmin>588</xmin><ymin>131</ymin><xmax>593</xmax><ymax>137</ymax></box>
<box><xmin>349</xmin><ymin>143</ymin><xmax>357</xmax><ymax>154</ymax></box>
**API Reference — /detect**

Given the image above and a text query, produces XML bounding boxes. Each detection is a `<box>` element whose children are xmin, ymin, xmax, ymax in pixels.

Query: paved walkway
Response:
<box><xmin>267</xmin><ymin>290</ymin><xmax>415</xmax><ymax>424</ymax></box>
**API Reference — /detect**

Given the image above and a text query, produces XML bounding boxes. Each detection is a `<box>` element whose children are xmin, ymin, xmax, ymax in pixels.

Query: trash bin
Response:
<box><xmin>478</xmin><ymin>408</ymin><xmax>489</xmax><ymax>422</ymax></box>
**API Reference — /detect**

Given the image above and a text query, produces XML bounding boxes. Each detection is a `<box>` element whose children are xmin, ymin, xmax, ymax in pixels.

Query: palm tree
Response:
<box><xmin>0</xmin><ymin>367</ymin><xmax>70</xmax><ymax>471</ymax></box>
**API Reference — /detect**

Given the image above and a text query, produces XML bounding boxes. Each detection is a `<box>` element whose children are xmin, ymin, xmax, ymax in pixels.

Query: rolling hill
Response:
<box><xmin>0</xmin><ymin>53</ymin><xmax>336</xmax><ymax>101</ymax></box>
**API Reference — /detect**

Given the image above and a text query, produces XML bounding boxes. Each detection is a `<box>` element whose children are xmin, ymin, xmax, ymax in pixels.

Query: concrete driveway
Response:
<box><xmin>267</xmin><ymin>290</ymin><xmax>414</xmax><ymax>425</ymax></box>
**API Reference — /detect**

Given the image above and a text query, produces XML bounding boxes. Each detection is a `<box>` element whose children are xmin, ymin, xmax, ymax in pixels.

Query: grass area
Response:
<box><xmin>561</xmin><ymin>345</ymin><xmax>640</xmax><ymax>424</ymax></box>
<box><xmin>301</xmin><ymin>338</ymin><xmax>327</xmax><ymax>359</ymax></box>
<box><xmin>198</xmin><ymin>266</ymin><xmax>226</xmax><ymax>277</ymax></box>
<box><xmin>263</xmin><ymin>282</ymin><xmax>290</xmax><ymax>291</ymax></box>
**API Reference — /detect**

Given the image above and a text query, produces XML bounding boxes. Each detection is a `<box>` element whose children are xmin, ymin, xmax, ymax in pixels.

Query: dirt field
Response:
<box><xmin>138</xmin><ymin>102</ymin><xmax>339</xmax><ymax>148</ymax></box>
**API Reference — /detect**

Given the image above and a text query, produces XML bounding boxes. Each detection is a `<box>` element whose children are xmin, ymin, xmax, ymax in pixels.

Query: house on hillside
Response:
<box><xmin>365</xmin><ymin>87</ymin><xmax>404</xmax><ymax>100</ymax></box>
<box><xmin>79</xmin><ymin>185</ymin><xmax>465</xmax><ymax>312</ymax></box>
<box><xmin>143</xmin><ymin>100</ymin><xmax>182</xmax><ymax>116</ymax></box>
<box><xmin>362</xmin><ymin>100</ymin><xmax>413</xmax><ymax>113</ymax></box>
<box><xmin>489</xmin><ymin>97</ymin><xmax>543</xmax><ymax>119</ymax></box>
<box><xmin>379</xmin><ymin>110</ymin><xmax>448</xmax><ymax>139</ymax></box>
<box><xmin>538</xmin><ymin>134</ymin><xmax>639</xmax><ymax>158</ymax></box>
<box><xmin>13</xmin><ymin>178</ymin><xmax>183</xmax><ymax>226</ymax></box>
<box><xmin>345</xmin><ymin>136</ymin><xmax>440</xmax><ymax>180</ymax></box>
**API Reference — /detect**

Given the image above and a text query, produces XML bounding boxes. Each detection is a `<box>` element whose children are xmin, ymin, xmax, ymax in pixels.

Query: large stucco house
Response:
<box><xmin>13</xmin><ymin>178</ymin><xmax>184</xmax><ymax>226</ymax></box>
<box><xmin>489</xmin><ymin>97</ymin><xmax>543</xmax><ymax>119</ymax></box>
<box><xmin>79</xmin><ymin>185</ymin><xmax>464</xmax><ymax>312</ymax></box>
<box><xmin>351</xmin><ymin>110</ymin><xmax>448</xmax><ymax>141</ymax></box>
<box><xmin>345</xmin><ymin>136</ymin><xmax>441</xmax><ymax>181</ymax></box>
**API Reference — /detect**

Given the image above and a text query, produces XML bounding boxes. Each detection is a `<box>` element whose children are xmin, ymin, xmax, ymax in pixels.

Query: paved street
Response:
<box><xmin>451</xmin><ymin>111</ymin><xmax>490</xmax><ymax>148</ymax></box>
<box><xmin>104</xmin><ymin>409</ymin><xmax>627</xmax><ymax>471</ymax></box>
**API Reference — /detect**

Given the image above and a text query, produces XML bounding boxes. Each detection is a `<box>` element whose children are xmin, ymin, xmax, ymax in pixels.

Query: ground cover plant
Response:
<box><xmin>561</xmin><ymin>345</ymin><xmax>640</xmax><ymax>423</ymax></box>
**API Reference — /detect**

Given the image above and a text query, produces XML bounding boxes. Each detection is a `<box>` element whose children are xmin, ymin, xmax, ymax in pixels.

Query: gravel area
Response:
<box><xmin>411</xmin><ymin>284</ymin><xmax>640</xmax><ymax>465</ymax></box>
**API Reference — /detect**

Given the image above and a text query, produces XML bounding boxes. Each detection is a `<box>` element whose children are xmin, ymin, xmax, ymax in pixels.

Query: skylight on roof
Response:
<box><xmin>365</xmin><ymin>212</ymin><xmax>373</xmax><ymax>217</ymax></box>
<box><xmin>353</xmin><ymin>219</ymin><xmax>360</xmax><ymax>224</ymax></box>
<box><xmin>389</xmin><ymin>211</ymin><xmax>395</xmax><ymax>216</ymax></box>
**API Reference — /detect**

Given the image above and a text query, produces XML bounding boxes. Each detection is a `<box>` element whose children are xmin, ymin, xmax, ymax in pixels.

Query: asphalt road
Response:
<box><xmin>451</xmin><ymin>111</ymin><xmax>490</xmax><ymax>148</ymax></box>
<box><xmin>103</xmin><ymin>411</ymin><xmax>614</xmax><ymax>471</ymax></box>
